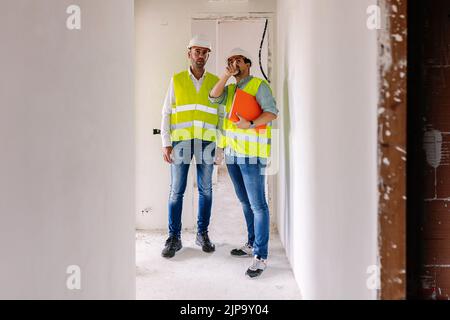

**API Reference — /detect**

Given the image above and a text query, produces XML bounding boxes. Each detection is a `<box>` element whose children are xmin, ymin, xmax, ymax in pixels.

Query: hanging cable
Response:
<box><xmin>259</xmin><ymin>19</ymin><xmax>270</xmax><ymax>83</ymax></box>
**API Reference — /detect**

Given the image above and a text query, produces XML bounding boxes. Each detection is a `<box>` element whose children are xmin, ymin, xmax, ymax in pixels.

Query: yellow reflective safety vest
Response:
<box><xmin>171</xmin><ymin>71</ymin><xmax>220</xmax><ymax>143</ymax></box>
<box><xmin>219</xmin><ymin>77</ymin><xmax>272</xmax><ymax>158</ymax></box>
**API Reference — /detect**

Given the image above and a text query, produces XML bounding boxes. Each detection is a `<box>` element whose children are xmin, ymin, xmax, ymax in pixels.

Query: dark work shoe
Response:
<box><xmin>195</xmin><ymin>231</ymin><xmax>216</xmax><ymax>253</ymax></box>
<box><xmin>161</xmin><ymin>236</ymin><xmax>182</xmax><ymax>258</ymax></box>
<box><xmin>245</xmin><ymin>256</ymin><xmax>267</xmax><ymax>279</ymax></box>
<box><xmin>230</xmin><ymin>243</ymin><xmax>253</xmax><ymax>257</ymax></box>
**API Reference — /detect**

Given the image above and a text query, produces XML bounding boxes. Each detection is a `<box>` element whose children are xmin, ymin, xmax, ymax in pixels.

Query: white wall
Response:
<box><xmin>276</xmin><ymin>0</ymin><xmax>379</xmax><ymax>299</ymax></box>
<box><xmin>0</xmin><ymin>0</ymin><xmax>135</xmax><ymax>299</ymax></box>
<box><xmin>135</xmin><ymin>0</ymin><xmax>276</xmax><ymax>230</ymax></box>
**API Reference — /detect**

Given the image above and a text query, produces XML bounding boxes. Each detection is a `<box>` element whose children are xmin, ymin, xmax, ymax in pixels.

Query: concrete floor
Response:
<box><xmin>136</xmin><ymin>166</ymin><xmax>302</xmax><ymax>300</ymax></box>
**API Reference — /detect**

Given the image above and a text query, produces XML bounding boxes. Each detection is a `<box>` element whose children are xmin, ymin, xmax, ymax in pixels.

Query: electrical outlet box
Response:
<box><xmin>141</xmin><ymin>207</ymin><xmax>152</xmax><ymax>215</ymax></box>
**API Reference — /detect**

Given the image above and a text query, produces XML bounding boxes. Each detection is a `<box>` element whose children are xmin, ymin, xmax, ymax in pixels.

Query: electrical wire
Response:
<box><xmin>259</xmin><ymin>19</ymin><xmax>270</xmax><ymax>83</ymax></box>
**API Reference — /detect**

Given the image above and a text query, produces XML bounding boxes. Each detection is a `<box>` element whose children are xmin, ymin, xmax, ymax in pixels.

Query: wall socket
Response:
<box><xmin>141</xmin><ymin>207</ymin><xmax>152</xmax><ymax>215</ymax></box>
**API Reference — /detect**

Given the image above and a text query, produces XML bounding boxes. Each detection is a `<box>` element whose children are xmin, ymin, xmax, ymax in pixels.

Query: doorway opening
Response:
<box><xmin>134</xmin><ymin>0</ymin><xmax>301</xmax><ymax>300</ymax></box>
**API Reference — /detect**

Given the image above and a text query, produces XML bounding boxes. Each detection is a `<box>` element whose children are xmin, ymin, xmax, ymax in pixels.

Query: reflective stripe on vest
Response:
<box><xmin>225</xmin><ymin>131</ymin><xmax>271</xmax><ymax>145</ymax></box>
<box><xmin>219</xmin><ymin>77</ymin><xmax>273</xmax><ymax>158</ymax></box>
<box><xmin>171</xmin><ymin>120</ymin><xmax>217</xmax><ymax>130</ymax></box>
<box><xmin>172</xmin><ymin>104</ymin><xmax>218</xmax><ymax>116</ymax></box>
<box><xmin>171</xmin><ymin>71</ymin><xmax>220</xmax><ymax>142</ymax></box>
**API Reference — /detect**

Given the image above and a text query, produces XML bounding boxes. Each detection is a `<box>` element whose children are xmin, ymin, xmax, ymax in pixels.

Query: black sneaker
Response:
<box><xmin>230</xmin><ymin>243</ymin><xmax>253</xmax><ymax>257</ymax></box>
<box><xmin>245</xmin><ymin>256</ymin><xmax>267</xmax><ymax>278</ymax></box>
<box><xmin>195</xmin><ymin>231</ymin><xmax>215</xmax><ymax>253</ymax></box>
<box><xmin>161</xmin><ymin>236</ymin><xmax>182</xmax><ymax>258</ymax></box>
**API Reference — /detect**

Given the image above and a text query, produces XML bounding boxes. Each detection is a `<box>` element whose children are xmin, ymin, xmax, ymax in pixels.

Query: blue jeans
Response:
<box><xmin>226</xmin><ymin>155</ymin><xmax>270</xmax><ymax>260</ymax></box>
<box><xmin>168</xmin><ymin>139</ymin><xmax>216</xmax><ymax>238</ymax></box>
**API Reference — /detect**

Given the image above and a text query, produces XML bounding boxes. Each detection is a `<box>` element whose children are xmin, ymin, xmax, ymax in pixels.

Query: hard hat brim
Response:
<box><xmin>188</xmin><ymin>45</ymin><xmax>212</xmax><ymax>52</ymax></box>
<box><xmin>227</xmin><ymin>54</ymin><xmax>252</xmax><ymax>62</ymax></box>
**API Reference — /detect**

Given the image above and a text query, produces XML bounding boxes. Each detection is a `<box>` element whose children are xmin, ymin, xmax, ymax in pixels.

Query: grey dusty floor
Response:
<box><xmin>136</xmin><ymin>166</ymin><xmax>302</xmax><ymax>300</ymax></box>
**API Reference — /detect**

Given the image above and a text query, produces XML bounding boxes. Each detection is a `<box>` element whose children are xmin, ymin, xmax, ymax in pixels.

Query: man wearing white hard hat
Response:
<box><xmin>210</xmin><ymin>47</ymin><xmax>279</xmax><ymax>278</ymax></box>
<box><xmin>160</xmin><ymin>35</ymin><xmax>220</xmax><ymax>258</ymax></box>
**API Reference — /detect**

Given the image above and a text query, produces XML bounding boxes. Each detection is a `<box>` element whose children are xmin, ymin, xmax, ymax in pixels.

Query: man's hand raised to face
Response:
<box><xmin>224</xmin><ymin>60</ymin><xmax>239</xmax><ymax>78</ymax></box>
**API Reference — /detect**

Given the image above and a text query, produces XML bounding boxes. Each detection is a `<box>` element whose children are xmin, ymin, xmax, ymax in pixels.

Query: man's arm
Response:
<box><xmin>210</xmin><ymin>74</ymin><xmax>232</xmax><ymax>164</ymax></box>
<box><xmin>210</xmin><ymin>63</ymin><xmax>238</xmax><ymax>98</ymax></box>
<box><xmin>210</xmin><ymin>76</ymin><xmax>230</xmax><ymax>99</ymax></box>
<box><xmin>161</xmin><ymin>78</ymin><xmax>174</xmax><ymax>163</ymax></box>
<box><xmin>253</xmin><ymin>81</ymin><xmax>279</xmax><ymax>126</ymax></box>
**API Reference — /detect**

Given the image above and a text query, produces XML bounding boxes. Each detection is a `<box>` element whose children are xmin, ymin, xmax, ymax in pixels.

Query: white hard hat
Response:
<box><xmin>227</xmin><ymin>48</ymin><xmax>253</xmax><ymax>62</ymax></box>
<box><xmin>187</xmin><ymin>34</ymin><xmax>212</xmax><ymax>51</ymax></box>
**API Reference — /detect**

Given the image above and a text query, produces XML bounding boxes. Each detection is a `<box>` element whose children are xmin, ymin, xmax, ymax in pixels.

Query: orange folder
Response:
<box><xmin>229</xmin><ymin>88</ymin><xmax>267</xmax><ymax>130</ymax></box>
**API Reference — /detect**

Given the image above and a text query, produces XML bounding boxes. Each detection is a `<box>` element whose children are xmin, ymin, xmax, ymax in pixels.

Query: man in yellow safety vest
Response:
<box><xmin>160</xmin><ymin>35</ymin><xmax>220</xmax><ymax>258</ymax></box>
<box><xmin>209</xmin><ymin>48</ymin><xmax>279</xmax><ymax>278</ymax></box>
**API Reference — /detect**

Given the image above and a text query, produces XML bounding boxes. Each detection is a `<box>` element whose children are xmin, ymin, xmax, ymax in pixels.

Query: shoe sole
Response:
<box><xmin>245</xmin><ymin>270</ymin><xmax>264</xmax><ymax>279</ymax></box>
<box><xmin>161</xmin><ymin>244</ymin><xmax>183</xmax><ymax>258</ymax></box>
<box><xmin>195</xmin><ymin>239</ymin><xmax>215</xmax><ymax>253</ymax></box>
<box><xmin>230</xmin><ymin>249</ymin><xmax>253</xmax><ymax>258</ymax></box>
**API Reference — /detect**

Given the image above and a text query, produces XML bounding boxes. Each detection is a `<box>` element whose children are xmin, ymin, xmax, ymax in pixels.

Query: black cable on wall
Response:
<box><xmin>259</xmin><ymin>19</ymin><xmax>270</xmax><ymax>83</ymax></box>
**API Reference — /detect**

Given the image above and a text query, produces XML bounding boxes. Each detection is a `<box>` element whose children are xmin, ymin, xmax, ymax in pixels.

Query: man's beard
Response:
<box><xmin>195</xmin><ymin>60</ymin><xmax>205</xmax><ymax>68</ymax></box>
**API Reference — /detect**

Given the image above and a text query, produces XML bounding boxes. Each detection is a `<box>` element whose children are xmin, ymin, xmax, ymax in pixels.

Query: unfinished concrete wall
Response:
<box><xmin>276</xmin><ymin>0</ymin><xmax>379</xmax><ymax>299</ymax></box>
<box><xmin>0</xmin><ymin>0</ymin><xmax>135</xmax><ymax>299</ymax></box>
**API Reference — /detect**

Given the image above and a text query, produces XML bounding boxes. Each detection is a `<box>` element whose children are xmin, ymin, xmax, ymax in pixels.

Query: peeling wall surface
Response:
<box><xmin>276</xmin><ymin>0</ymin><xmax>378</xmax><ymax>300</ymax></box>
<box><xmin>377</xmin><ymin>0</ymin><xmax>407</xmax><ymax>300</ymax></box>
<box><xmin>418</xmin><ymin>0</ymin><xmax>450</xmax><ymax>300</ymax></box>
